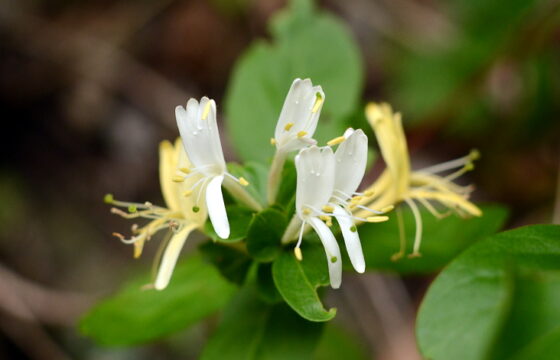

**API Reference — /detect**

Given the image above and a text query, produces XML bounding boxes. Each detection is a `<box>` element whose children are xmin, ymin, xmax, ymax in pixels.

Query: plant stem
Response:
<box><xmin>281</xmin><ymin>214</ymin><xmax>303</xmax><ymax>245</ymax></box>
<box><xmin>223</xmin><ymin>177</ymin><xmax>263</xmax><ymax>211</ymax></box>
<box><xmin>267</xmin><ymin>150</ymin><xmax>287</xmax><ymax>205</ymax></box>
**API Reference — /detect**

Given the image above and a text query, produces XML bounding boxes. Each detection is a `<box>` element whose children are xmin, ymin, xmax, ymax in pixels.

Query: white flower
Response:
<box><xmin>176</xmin><ymin>97</ymin><xmax>250</xmax><ymax>239</ymax></box>
<box><xmin>273</xmin><ymin>78</ymin><xmax>325</xmax><ymax>153</ymax></box>
<box><xmin>294</xmin><ymin>146</ymin><xmax>342</xmax><ymax>289</ymax></box>
<box><xmin>267</xmin><ymin>78</ymin><xmax>325</xmax><ymax>204</ymax></box>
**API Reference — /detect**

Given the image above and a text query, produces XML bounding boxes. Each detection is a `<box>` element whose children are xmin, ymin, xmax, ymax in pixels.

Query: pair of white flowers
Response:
<box><xmin>271</xmin><ymin>80</ymin><xmax>390</xmax><ymax>289</ymax></box>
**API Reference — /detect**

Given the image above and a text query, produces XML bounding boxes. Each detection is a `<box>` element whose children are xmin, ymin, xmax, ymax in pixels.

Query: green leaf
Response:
<box><xmin>225</xmin><ymin>0</ymin><xmax>363</xmax><ymax>163</ymax></box>
<box><xmin>203</xmin><ymin>204</ymin><xmax>254</xmax><ymax>243</ymax></box>
<box><xmin>510</xmin><ymin>327</ymin><xmax>560</xmax><ymax>360</ymax></box>
<box><xmin>201</xmin><ymin>285</ymin><xmax>324</xmax><ymax>360</ymax></box>
<box><xmin>199</xmin><ymin>241</ymin><xmax>253</xmax><ymax>285</ymax></box>
<box><xmin>417</xmin><ymin>225</ymin><xmax>560</xmax><ymax>360</ymax></box>
<box><xmin>358</xmin><ymin>203</ymin><xmax>508</xmax><ymax>273</ymax></box>
<box><xmin>246</xmin><ymin>208</ymin><xmax>287</xmax><ymax>262</ymax></box>
<box><xmin>488</xmin><ymin>267</ymin><xmax>560</xmax><ymax>359</ymax></box>
<box><xmin>314</xmin><ymin>322</ymin><xmax>369</xmax><ymax>360</ymax></box>
<box><xmin>272</xmin><ymin>243</ymin><xmax>336</xmax><ymax>322</ymax></box>
<box><xmin>256</xmin><ymin>263</ymin><xmax>283</xmax><ymax>304</ymax></box>
<box><xmin>79</xmin><ymin>254</ymin><xmax>236</xmax><ymax>346</ymax></box>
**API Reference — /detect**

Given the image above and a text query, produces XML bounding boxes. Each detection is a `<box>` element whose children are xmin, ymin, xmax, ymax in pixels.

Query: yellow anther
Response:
<box><xmin>380</xmin><ymin>205</ymin><xmax>395</xmax><ymax>213</ymax></box>
<box><xmin>297</xmin><ymin>131</ymin><xmax>308</xmax><ymax>138</ymax></box>
<box><xmin>464</xmin><ymin>162</ymin><xmax>475</xmax><ymax>171</ymax></box>
<box><xmin>327</xmin><ymin>136</ymin><xmax>345</xmax><ymax>146</ymax></box>
<box><xmin>367</xmin><ymin>216</ymin><xmax>389</xmax><ymax>223</ymax></box>
<box><xmin>364</xmin><ymin>190</ymin><xmax>375</xmax><ymax>197</ymax></box>
<box><xmin>202</xmin><ymin>101</ymin><xmax>212</xmax><ymax>120</ymax></box>
<box><xmin>322</xmin><ymin>205</ymin><xmax>334</xmax><ymax>213</ymax></box>
<box><xmin>326</xmin><ymin>219</ymin><xmax>333</xmax><ymax>227</ymax></box>
<box><xmin>319</xmin><ymin>215</ymin><xmax>331</xmax><ymax>222</ymax></box>
<box><xmin>179</xmin><ymin>167</ymin><xmax>191</xmax><ymax>174</ymax></box>
<box><xmin>303</xmin><ymin>208</ymin><xmax>311</xmax><ymax>215</ymax></box>
<box><xmin>270</xmin><ymin>138</ymin><xmax>277</xmax><ymax>145</ymax></box>
<box><xmin>294</xmin><ymin>247</ymin><xmax>303</xmax><ymax>261</ymax></box>
<box><xmin>284</xmin><ymin>122</ymin><xmax>294</xmax><ymax>131</ymax></box>
<box><xmin>349</xmin><ymin>203</ymin><xmax>357</xmax><ymax>209</ymax></box>
<box><xmin>183</xmin><ymin>190</ymin><xmax>193</xmax><ymax>197</ymax></box>
<box><xmin>351</xmin><ymin>196</ymin><xmax>363</xmax><ymax>204</ymax></box>
<box><xmin>239</xmin><ymin>177</ymin><xmax>249</xmax><ymax>186</ymax></box>
<box><xmin>172</xmin><ymin>175</ymin><xmax>185</xmax><ymax>183</ymax></box>
<box><xmin>312</xmin><ymin>93</ymin><xmax>323</xmax><ymax>113</ymax></box>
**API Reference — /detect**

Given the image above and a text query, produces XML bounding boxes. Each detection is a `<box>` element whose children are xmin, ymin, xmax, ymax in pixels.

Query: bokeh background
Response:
<box><xmin>0</xmin><ymin>0</ymin><xmax>559</xmax><ymax>359</ymax></box>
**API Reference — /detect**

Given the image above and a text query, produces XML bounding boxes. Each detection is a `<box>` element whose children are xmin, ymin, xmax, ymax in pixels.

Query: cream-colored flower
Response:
<box><xmin>267</xmin><ymin>78</ymin><xmax>325</xmax><ymax>204</ymax></box>
<box><xmin>357</xmin><ymin>102</ymin><xmax>482</xmax><ymax>259</ymax></box>
<box><xmin>108</xmin><ymin>139</ymin><xmax>206</xmax><ymax>290</ymax></box>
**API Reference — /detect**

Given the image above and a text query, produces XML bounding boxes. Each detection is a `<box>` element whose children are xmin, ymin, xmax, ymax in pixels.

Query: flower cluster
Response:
<box><xmin>106</xmin><ymin>78</ymin><xmax>481</xmax><ymax>290</ymax></box>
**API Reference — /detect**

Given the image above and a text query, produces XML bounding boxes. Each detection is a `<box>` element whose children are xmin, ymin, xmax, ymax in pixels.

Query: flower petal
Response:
<box><xmin>158</xmin><ymin>140</ymin><xmax>181</xmax><ymax>212</ymax></box>
<box><xmin>295</xmin><ymin>146</ymin><xmax>335</xmax><ymax>217</ymax></box>
<box><xmin>333</xmin><ymin>206</ymin><xmax>365</xmax><ymax>273</ymax></box>
<box><xmin>176</xmin><ymin>98</ymin><xmax>226</xmax><ymax>174</ymax></box>
<box><xmin>205</xmin><ymin>175</ymin><xmax>230</xmax><ymax>239</ymax></box>
<box><xmin>174</xmin><ymin>138</ymin><xmax>208</xmax><ymax>223</ymax></box>
<box><xmin>366</xmin><ymin>103</ymin><xmax>410</xmax><ymax>194</ymax></box>
<box><xmin>275</xmin><ymin>78</ymin><xmax>324</xmax><ymax>151</ymax></box>
<box><xmin>309</xmin><ymin>217</ymin><xmax>342</xmax><ymax>289</ymax></box>
<box><xmin>154</xmin><ymin>224</ymin><xmax>197</xmax><ymax>290</ymax></box>
<box><xmin>334</xmin><ymin>129</ymin><xmax>368</xmax><ymax>198</ymax></box>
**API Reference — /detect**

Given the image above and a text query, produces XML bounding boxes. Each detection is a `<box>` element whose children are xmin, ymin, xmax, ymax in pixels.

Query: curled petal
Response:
<box><xmin>309</xmin><ymin>217</ymin><xmax>342</xmax><ymax>289</ymax></box>
<box><xmin>333</xmin><ymin>206</ymin><xmax>365</xmax><ymax>273</ymax></box>
<box><xmin>154</xmin><ymin>224</ymin><xmax>197</xmax><ymax>290</ymax></box>
<box><xmin>206</xmin><ymin>175</ymin><xmax>230</xmax><ymax>239</ymax></box>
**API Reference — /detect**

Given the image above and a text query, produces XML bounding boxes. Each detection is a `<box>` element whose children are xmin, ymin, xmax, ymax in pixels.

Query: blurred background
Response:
<box><xmin>0</xmin><ymin>0</ymin><xmax>559</xmax><ymax>359</ymax></box>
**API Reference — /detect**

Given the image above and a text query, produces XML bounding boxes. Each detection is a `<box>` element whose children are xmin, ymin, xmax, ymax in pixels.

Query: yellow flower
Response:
<box><xmin>108</xmin><ymin>138</ymin><xmax>207</xmax><ymax>290</ymax></box>
<box><xmin>355</xmin><ymin>102</ymin><xmax>482</xmax><ymax>259</ymax></box>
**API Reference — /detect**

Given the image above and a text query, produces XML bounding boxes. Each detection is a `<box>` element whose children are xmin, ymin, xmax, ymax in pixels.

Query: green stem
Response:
<box><xmin>281</xmin><ymin>214</ymin><xmax>303</xmax><ymax>245</ymax></box>
<box><xmin>267</xmin><ymin>150</ymin><xmax>287</xmax><ymax>205</ymax></box>
<box><xmin>223</xmin><ymin>176</ymin><xmax>263</xmax><ymax>211</ymax></box>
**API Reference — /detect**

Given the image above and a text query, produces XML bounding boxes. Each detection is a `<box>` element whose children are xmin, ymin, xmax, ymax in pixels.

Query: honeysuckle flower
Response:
<box><xmin>272</xmin><ymin>78</ymin><xmax>325</xmax><ymax>153</ymax></box>
<box><xmin>267</xmin><ymin>78</ymin><xmax>325</xmax><ymax>204</ymax></box>
<box><xmin>293</xmin><ymin>146</ymin><xmax>342</xmax><ymax>288</ymax></box>
<box><xmin>358</xmin><ymin>102</ymin><xmax>482</xmax><ymax>259</ymax></box>
<box><xmin>175</xmin><ymin>97</ymin><xmax>260</xmax><ymax>239</ymax></box>
<box><xmin>108</xmin><ymin>139</ymin><xmax>207</xmax><ymax>290</ymax></box>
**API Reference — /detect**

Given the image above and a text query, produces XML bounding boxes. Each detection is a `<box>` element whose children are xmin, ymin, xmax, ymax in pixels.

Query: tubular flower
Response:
<box><xmin>108</xmin><ymin>139</ymin><xmax>207</xmax><ymax>290</ymax></box>
<box><xmin>358</xmin><ymin>102</ymin><xmax>482</xmax><ymax>259</ymax></box>
<box><xmin>294</xmin><ymin>146</ymin><xmax>342</xmax><ymax>289</ymax></box>
<box><xmin>267</xmin><ymin>79</ymin><xmax>325</xmax><ymax>204</ymax></box>
<box><xmin>273</xmin><ymin>78</ymin><xmax>325</xmax><ymax>153</ymax></box>
<box><xmin>328</xmin><ymin>128</ymin><xmax>391</xmax><ymax>273</ymax></box>
<box><xmin>176</xmin><ymin>97</ymin><xmax>254</xmax><ymax>239</ymax></box>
